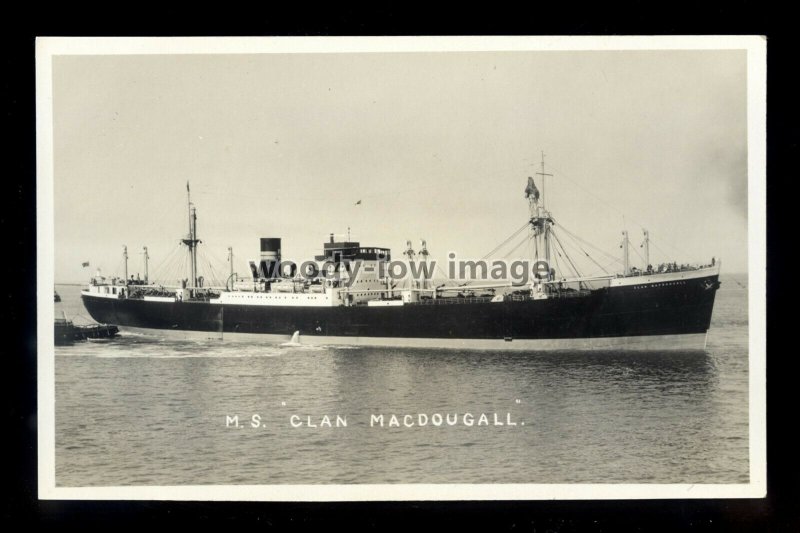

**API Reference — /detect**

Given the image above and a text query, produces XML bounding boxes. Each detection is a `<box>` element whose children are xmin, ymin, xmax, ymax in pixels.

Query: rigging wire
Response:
<box><xmin>113</xmin><ymin>255</ymin><xmax>124</xmax><ymax>279</ymax></box>
<box><xmin>503</xmin><ymin>231</ymin><xmax>532</xmax><ymax>259</ymax></box>
<box><xmin>585</xmin><ymin>258</ymin><xmax>622</xmax><ymax>278</ymax></box>
<box><xmin>552</xmin><ymin>240</ymin><xmax>583</xmax><ymax>279</ymax></box>
<box><xmin>179</xmin><ymin>250</ymin><xmax>189</xmax><ymax>285</ymax></box>
<box><xmin>197</xmin><ymin>244</ymin><xmax>243</xmax><ymax>278</ymax></box>
<box><xmin>648</xmin><ymin>239</ymin><xmax>676</xmax><ymax>265</ymax></box>
<box><xmin>202</xmin><ymin>245</ymin><xmax>237</xmax><ymax>274</ymax></box>
<box><xmin>174</xmin><ymin>249</ymin><xmax>190</xmax><ymax>284</ymax></box>
<box><xmin>547</xmin><ymin>163</ymin><xmax>692</xmax><ymax>259</ymax></box>
<box><xmin>434</xmin><ymin>262</ymin><xmax>455</xmax><ymax>286</ymax></box>
<box><xmin>557</xmin><ymin>223</ymin><xmax>623</xmax><ymax>266</ymax></box>
<box><xmin>629</xmin><ymin>241</ymin><xmax>646</xmax><ymax>265</ymax></box>
<box><xmin>197</xmin><ymin>248</ymin><xmax>225</xmax><ymax>288</ymax></box>
<box><xmin>556</xmin><ymin>225</ymin><xmax>616</xmax><ymax>274</ymax></box>
<box><xmin>527</xmin><ymin>227</ymin><xmax>534</xmax><ymax>261</ymax></box>
<box><xmin>459</xmin><ymin>221</ymin><xmax>532</xmax><ymax>287</ymax></box>
<box><xmin>149</xmin><ymin>243</ymin><xmax>182</xmax><ymax>281</ymax></box>
<box><xmin>152</xmin><ymin>243</ymin><xmax>185</xmax><ymax>285</ymax></box>
<box><xmin>160</xmin><ymin>247</ymin><xmax>187</xmax><ymax>286</ymax></box>
<box><xmin>550</xmin><ymin>230</ymin><xmax>593</xmax><ymax>289</ymax></box>
<box><xmin>480</xmin><ymin>221</ymin><xmax>531</xmax><ymax>261</ymax></box>
<box><xmin>147</xmin><ymin>244</ymin><xmax>173</xmax><ymax>278</ymax></box>
<box><xmin>550</xmin><ymin>238</ymin><xmax>564</xmax><ymax>277</ymax></box>
<box><xmin>550</xmin><ymin>229</ymin><xmax>583</xmax><ymax>280</ymax></box>
<box><xmin>191</xmin><ymin>157</ymin><xmax>535</xmax><ymax>205</ymax></box>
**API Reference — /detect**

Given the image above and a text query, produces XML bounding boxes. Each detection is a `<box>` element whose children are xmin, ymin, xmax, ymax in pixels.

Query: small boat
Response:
<box><xmin>54</xmin><ymin>312</ymin><xmax>119</xmax><ymax>344</ymax></box>
<box><xmin>74</xmin><ymin>323</ymin><xmax>120</xmax><ymax>341</ymax></box>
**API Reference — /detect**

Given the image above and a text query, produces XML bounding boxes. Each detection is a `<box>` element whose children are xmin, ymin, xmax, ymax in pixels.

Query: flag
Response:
<box><xmin>81</xmin><ymin>261</ymin><xmax>90</xmax><ymax>268</ymax></box>
<box><xmin>524</xmin><ymin>177</ymin><xmax>540</xmax><ymax>201</ymax></box>
<box><xmin>355</xmin><ymin>200</ymin><xmax>362</xmax><ymax>205</ymax></box>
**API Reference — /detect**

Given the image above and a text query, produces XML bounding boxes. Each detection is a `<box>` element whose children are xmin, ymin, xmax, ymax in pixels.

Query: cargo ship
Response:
<box><xmin>81</xmin><ymin>157</ymin><xmax>720</xmax><ymax>350</ymax></box>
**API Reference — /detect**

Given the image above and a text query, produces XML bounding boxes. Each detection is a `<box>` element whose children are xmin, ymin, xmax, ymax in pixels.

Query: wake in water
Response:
<box><xmin>280</xmin><ymin>331</ymin><xmax>302</xmax><ymax>347</ymax></box>
<box><xmin>55</xmin><ymin>329</ymin><xmax>333</xmax><ymax>358</ymax></box>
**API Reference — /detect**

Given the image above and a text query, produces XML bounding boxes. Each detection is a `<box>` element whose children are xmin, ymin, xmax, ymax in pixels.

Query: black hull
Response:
<box><xmin>81</xmin><ymin>274</ymin><xmax>719</xmax><ymax>344</ymax></box>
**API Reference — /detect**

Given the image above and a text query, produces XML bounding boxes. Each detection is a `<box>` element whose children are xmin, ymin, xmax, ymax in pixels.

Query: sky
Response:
<box><xmin>51</xmin><ymin>49</ymin><xmax>749</xmax><ymax>284</ymax></box>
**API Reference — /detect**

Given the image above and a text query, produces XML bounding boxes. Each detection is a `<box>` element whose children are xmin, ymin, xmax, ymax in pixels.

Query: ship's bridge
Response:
<box><xmin>314</xmin><ymin>235</ymin><xmax>391</xmax><ymax>262</ymax></box>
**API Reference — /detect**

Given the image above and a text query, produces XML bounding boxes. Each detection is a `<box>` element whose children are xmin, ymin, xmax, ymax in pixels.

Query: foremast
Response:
<box><xmin>180</xmin><ymin>182</ymin><xmax>201</xmax><ymax>290</ymax></box>
<box><xmin>526</xmin><ymin>152</ymin><xmax>554</xmax><ymax>282</ymax></box>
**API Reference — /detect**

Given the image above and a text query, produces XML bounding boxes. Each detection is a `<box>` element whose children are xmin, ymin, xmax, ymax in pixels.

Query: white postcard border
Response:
<box><xmin>35</xmin><ymin>35</ymin><xmax>767</xmax><ymax>501</ymax></box>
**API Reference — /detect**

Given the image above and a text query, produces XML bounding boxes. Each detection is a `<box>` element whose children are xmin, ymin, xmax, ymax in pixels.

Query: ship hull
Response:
<box><xmin>81</xmin><ymin>272</ymin><xmax>720</xmax><ymax>351</ymax></box>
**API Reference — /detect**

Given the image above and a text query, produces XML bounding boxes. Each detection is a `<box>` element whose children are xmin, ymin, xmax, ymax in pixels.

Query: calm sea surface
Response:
<box><xmin>53</xmin><ymin>278</ymin><xmax>749</xmax><ymax>486</ymax></box>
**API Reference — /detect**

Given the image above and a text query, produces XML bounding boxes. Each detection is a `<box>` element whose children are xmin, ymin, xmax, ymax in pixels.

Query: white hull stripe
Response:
<box><xmin>118</xmin><ymin>327</ymin><xmax>709</xmax><ymax>352</ymax></box>
<box><xmin>609</xmin><ymin>265</ymin><xmax>720</xmax><ymax>287</ymax></box>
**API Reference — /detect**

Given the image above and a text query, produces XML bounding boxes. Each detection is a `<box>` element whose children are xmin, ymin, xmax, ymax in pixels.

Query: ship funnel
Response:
<box><xmin>259</xmin><ymin>238</ymin><xmax>281</xmax><ymax>279</ymax></box>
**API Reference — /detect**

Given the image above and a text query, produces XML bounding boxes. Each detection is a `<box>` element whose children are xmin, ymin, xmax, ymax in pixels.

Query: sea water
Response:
<box><xmin>52</xmin><ymin>278</ymin><xmax>749</xmax><ymax>486</ymax></box>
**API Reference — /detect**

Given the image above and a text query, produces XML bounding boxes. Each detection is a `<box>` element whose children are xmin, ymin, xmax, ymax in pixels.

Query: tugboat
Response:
<box><xmin>81</xmin><ymin>156</ymin><xmax>720</xmax><ymax>351</ymax></box>
<box><xmin>54</xmin><ymin>311</ymin><xmax>119</xmax><ymax>345</ymax></box>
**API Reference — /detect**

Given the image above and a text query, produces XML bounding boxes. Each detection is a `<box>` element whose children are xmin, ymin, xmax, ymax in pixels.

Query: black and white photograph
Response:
<box><xmin>36</xmin><ymin>36</ymin><xmax>766</xmax><ymax>500</ymax></box>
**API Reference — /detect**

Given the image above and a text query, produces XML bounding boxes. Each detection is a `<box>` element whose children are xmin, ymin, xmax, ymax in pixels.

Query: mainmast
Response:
<box><xmin>526</xmin><ymin>152</ymin><xmax>554</xmax><ymax>281</ymax></box>
<box><xmin>181</xmin><ymin>182</ymin><xmax>201</xmax><ymax>289</ymax></box>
